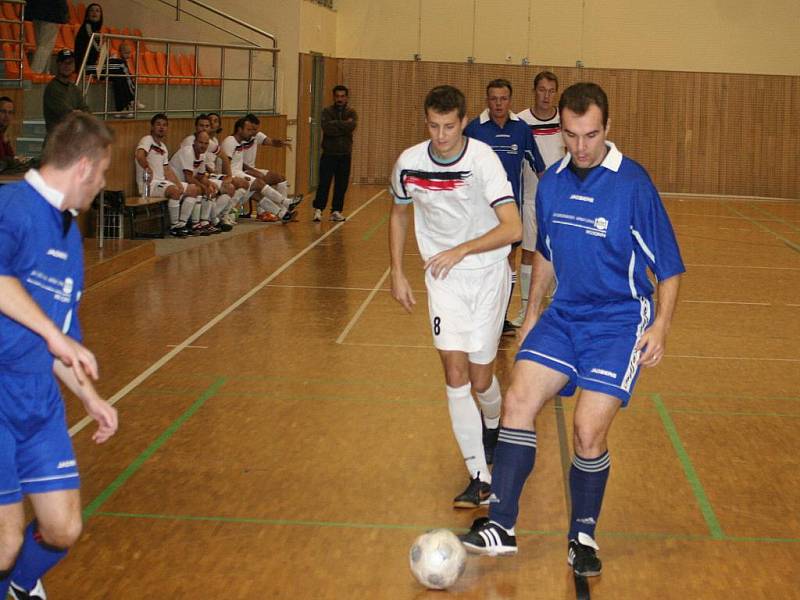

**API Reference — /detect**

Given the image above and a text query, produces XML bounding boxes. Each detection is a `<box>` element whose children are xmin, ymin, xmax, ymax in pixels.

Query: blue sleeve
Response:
<box><xmin>464</xmin><ymin>119</ymin><xmax>479</xmax><ymax>140</ymax></box>
<box><xmin>0</xmin><ymin>200</ymin><xmax>24</xmax><ymax>277</ymax></box>
<box><xmin>534</xmin><ymin>183</ymin><xmax>551</xmax><ymax>260</ymax></box>
<box><xmin>631</xmin><ymin>175</ymin><xmax>685</xmax><ymax>281</ymax></box>
<box><xmin>524</xmin><ymin>126</ymin><xmax>545</xmax><ymax>173</ymax></box>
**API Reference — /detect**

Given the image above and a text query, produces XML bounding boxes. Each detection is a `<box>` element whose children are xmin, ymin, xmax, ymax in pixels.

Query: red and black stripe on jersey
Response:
<box><xmin>149</xmin><ymin>144</ymin><xmax>166</xmax><ymax>155</ymax></box>
<box><xmin>529</xmin><ymin>123</ymin><xmax>561</xmax><ymax>136</ymax></box>
<box><xmin>193</xmin><ymin>159</ymin><xmax>204</xmax><ymax>169</ymax></box>
<box><xmin>400</xmin><ymin>169</ymin><xmax>472</xmax><ymax>195</ymax></box>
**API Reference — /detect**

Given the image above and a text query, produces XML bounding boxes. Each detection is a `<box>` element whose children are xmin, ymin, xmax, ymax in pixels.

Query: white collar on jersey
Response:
<box><xmin>556</xmin><ymin>141</ymin><xmax>623</xmax><ymax>174</ymax></box>
<box><xmin>479</xmin><ymin>108</ymin><xmax>520</xmax><ymax>124</ymax></box>
<box><xmin>25</xmin><ymin>168</ymin><xmax>76</xmax><ymax>214</ymax></box>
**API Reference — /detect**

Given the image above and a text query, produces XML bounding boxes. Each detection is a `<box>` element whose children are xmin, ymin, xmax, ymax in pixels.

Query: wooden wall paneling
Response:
<box><xmin>336</xmin><ymin>58</ymin><xmax>800</xmax><ymax>198</ymax></box>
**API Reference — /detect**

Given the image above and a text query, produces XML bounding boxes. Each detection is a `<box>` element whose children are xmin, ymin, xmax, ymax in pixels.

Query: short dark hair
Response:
<box><xmin>244</xmin><ymin>113</ymin><xmax>260</xmax><ymax>126</ymax></box>
<box><xmin>333</xmin><ymin>85</ymin><xmax>348</xmax><ymax>95</ymax></box>
<box><xmin>41</xmin><ymin>112</ymin><xmax>114</xmax><ymax>169</ymax></box>
<box><xmin>150</xmin><ymin>113</ymin><xmax>168</xmax><ymax>126</ymax></box>
<box><xmin>486</xmin><ymin>78</ymin><xmax>512</xmax><ymax>96</ymax></box>
<box><xmin>207</xmin><ymin>111</ymin><xmax>222</xmax><ymax>134</ymax></box>
<box><xmin>558</xmin><ymin>82</ymin><xmax>609</xmax><ymax>128</ymax></box>
<box><xmin>533</xmin><ymin>71</ymin><xmax>558</xmax><ymax>90</ymax></box>
<box><xmin>0</xmin><ymin>96</ymin><xmax>13</xmax><ymax>104</ymax></box>
<box><xmin>424</xmin><ymin>85</ymin><xmax>466</xmax><ymax>120</ymax></box>
<box><xmin>234</xmin><ymin>117</ymin><xmax>246</xmax><ymax>133</ymax></box>
<box><xmin>194</xmin><ymin>113</ymin><xmax>210</xmax><ymax>126</ymax></box>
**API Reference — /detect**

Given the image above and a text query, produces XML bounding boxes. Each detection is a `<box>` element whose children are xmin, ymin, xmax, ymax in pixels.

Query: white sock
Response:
<box><xmin>191</xmin><ymin>201</ymin><xmax>202</xmax><ymax>223</ymax></box>
<box><xmin>179</xmin><ymin>196</ymin><xmax>198</xmax><ymax>223</ymax></box>
<box><xmin>475</xmin><ymin>376</ymin><xmax>502</xmax><ymax>429</ymax></box>
<box><xmin>447</xmin><ymin>383</ymin><xmax>490</xmax><ymax>483</ymax></box>
<box><xmin>213</xmin><ymin>194</ymin><xmax>232</xmax><ymax>223</ymax></box>
<box><xmin>519</xmin><ymin>263</ymin><xmax>532</xmax><ymax>314</ymax></box>
<box><xmin>257</xmin><ymin>195</ymin><xmax>282</xmax><ymax>216</ymax></box>
<box><xmin>167</xmin><ymin>199</ymin><xmax>180</xmax><ymax>225</ymax></box>
<box><xmin>199</xmin><ymin>197</ymin><xmax>212</xmax><ymax>221</ymax></box>
<box><xmin>260</xmin><ymin>183</ymin><xmax>285</xmax><ymax>206</ymax></box>
<box><xmin>276</xmin><ymin>180</ymin><xmax>289</xmax><ymax>205</ymax></box>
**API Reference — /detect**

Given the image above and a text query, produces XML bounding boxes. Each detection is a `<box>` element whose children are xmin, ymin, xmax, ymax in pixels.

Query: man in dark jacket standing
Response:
<box><xmin>313</xmin><ymin>85</ymin><xmax>357</xmax><ymax>222</ymax></box>
<box><xmin>24</xmin><ymin>0</ymin><xmax>68</xmax><ymax>73</ymax></box>
<box><xmin>43</xmin><ymin>50</ymin><xmax>90</xmax><ymax>134</ymax></box>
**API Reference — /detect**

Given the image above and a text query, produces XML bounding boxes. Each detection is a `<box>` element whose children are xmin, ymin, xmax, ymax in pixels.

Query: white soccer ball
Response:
<box><xmin>409</xmin><ymin>528</ymin><xmax>467</xmax><ymax>590</ymax></box>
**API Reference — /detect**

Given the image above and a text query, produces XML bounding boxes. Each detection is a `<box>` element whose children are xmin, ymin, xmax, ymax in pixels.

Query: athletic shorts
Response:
<box><xmin>232</xmin><ymin>172</ymin><xmax>258</xmax><ymax>189</ymax></box>
<box><xmin>138</xmin><ymin>179</ymin><xmax>187</xmax><ymax>198</ymax></box>
<box><xmin>208</xmin><ymin>175</ymin><xmax>224</xmax><ymax>191</ymax></box>
<box><xmin>516</xmin><ymin>297</ymin><xmax>653</xmax><ymax>405</ymax></box>
<box><xmin>522</xmin><ymin>196</ymin><xmax>537</xmax><ymax>252</ymax></box>
<box><xmin>426</xmin><ymin>259</ymin><xmax>511</xmax><ymax>364</ymax></box>
<box><xmin>0</xmin><ymin>372</ymin><xmax>80</xmax><ymax>505</ymax></box>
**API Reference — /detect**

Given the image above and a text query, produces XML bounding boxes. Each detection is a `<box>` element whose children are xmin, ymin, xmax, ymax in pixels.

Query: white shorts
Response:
<box><xmin>138</xmin><ymin>179</ymin><xmax>186</xmax><ymax>198</ymax></box>
<box><xmin>208</xmin><ymin>175</ymin><xmax>224</xmax><ymax>191</ymax></box>
<box><xmin>232</xmin><ymin>172</ymin><xmax>258</xmax><ymax>190</ymax></box>
<box><xmin>425</xmin><ymin>260</ymin><xmax>512</xmax><ymax>364</ymax></box>
<box><xmin>522</xmin><ymin>196</ymin><xmax>538</xmax><ymax>251</ymax></box>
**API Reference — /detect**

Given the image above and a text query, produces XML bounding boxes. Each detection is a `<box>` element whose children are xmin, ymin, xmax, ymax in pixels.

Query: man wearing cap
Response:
<box><xmin>43</xmin><ymin>49</ymin><xmax>90</xmax><ymax>134</ymax></box>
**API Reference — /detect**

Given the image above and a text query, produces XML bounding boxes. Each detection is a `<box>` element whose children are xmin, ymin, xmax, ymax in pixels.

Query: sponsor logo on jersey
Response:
<box><xmin>46</xmin><ymin>248</ymin><xmax>68</xmax><ymax>260</ymax></box>
<box><xmin>401</xmin><ymin>169</ymin><xmax>472</xmax><ymax>192</ymax></box>
<box><xmin>57</xmin><ymin>460</ymin><xmax>77</xmax><ymax>469</ymax></box>
<box><xmin>569</xmin><ymin>193</ymin><xmax>594</xmax><ymax>203</ymax></box>
<box><xmin>590</xmin><ymin>368</ymin><xmax>617</xmax><ymax>378</ymax></box>
<box><xmin>594</xmin><ymin>217</ymin><xmax>608</xmax><ymax>231</ymax></box>
<box><xmin>63</xmin><ymin>277</ymin><xmax>73</xmax><ymax>295</ymax></box>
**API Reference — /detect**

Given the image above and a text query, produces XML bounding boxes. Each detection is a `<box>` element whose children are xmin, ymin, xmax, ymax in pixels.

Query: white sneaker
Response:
<box><xmin>9</xmin><ymin>578</ymin><xmax>47</xmax><ymax>599</ymax></box>
<box><xmin>313</xmin><ymin>209</ymin><xmax>322</xmax><ymax>222</ymax></box>
<box><xmin>329</xmin><ymin>211</ymin><xmax>346</xmax><ymax>222</ymax></box>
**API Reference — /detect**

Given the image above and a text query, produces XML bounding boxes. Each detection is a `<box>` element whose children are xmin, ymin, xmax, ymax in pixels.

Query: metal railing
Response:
<box><xmin>76</xmin><ymin>32</ymin><xmax>278</xmax><ymax>118</ymax></box>
<box><xmin>163</xmin><ymin>0</ymin><xmax>277</xmax><ymax>50</ymax></box>
<box><xmin>0</xmin><ymin>0</ymin><xmax>26</xmax><ymax>84</ymax></box>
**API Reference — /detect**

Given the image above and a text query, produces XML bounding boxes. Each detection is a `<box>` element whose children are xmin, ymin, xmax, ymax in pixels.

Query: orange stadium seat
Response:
<box><xmin>76</xmin><ymin>3</ymin><xmax>86</xmax><ymax>23</ymax></box>
<box><xmin>2</xmin><ymin>42</ymin><xmax>52</xmax><ymax>82</ymax></box>
<box><xmin>140</xmin><ymin>50</ymin><xmax>164</xmax><ymax>85</ymax></box>
<box><xmin>67</xmin><ymin>0</ymin><xmax>81</xmax><ymax>24</ymax></box>
<box><xmin>168</xmin><ymin>54</ymin><xmax>190</xmax><ymax>85</ymax></box>
<box><xmin>1</xmin><ymin>3</ymin><xmax>19</xmax><ymax>22</ymax></box>
<box><xmin>23</xmin><ymin>21</ymin><xmax>35</xmax><ymax>51</ymax></box>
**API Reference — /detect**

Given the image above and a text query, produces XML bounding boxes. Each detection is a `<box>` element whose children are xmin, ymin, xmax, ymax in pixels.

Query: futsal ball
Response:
<box><xmin>409</xmin><ymin>528</ymin><xmax>467</xmax><ymax>590</ymax></box>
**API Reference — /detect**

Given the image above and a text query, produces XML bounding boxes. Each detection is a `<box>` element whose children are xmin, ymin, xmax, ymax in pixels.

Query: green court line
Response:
<box><xmin>750</xmin><ymin>204</ymin><xmax>800</xmax><ymax>235</ymax></box>
<box><xmin>653</xmin><ymin>394</ymin><xmax>725</xmax><ymax>540</ymax></box>
<box><xmin>82</xmin><ymin>378</ymin><xmax>226</xmax><ymax>519</ymax></box>
<box><xmin>362</xmin><ymin>213</ymin><xmax>389</xmax><ymax>241</ymax></box>
<box><xmin>93</xmin><ymin>511</ymin><xmax>800</xmax><ymax>545</ymax></box>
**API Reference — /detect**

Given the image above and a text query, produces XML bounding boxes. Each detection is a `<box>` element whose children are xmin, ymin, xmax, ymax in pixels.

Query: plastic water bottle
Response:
<box><xmin>142</xmin><ymin>169</ymin><xmax>151</xmax><ymax>198</ymax></box>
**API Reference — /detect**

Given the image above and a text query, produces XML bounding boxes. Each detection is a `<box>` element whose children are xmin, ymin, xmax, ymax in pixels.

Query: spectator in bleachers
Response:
<box><xmin>24</xmin><ymin>0</ymin><xmax>69</xmax><ymax>73</ymax></box>
<box><xmin>0</xmin><ymin>97</ymin><xmax>15</xmax><ymax>164</ymax></box>
<box><xmin>43</xmin><ymin>49</ymin><xmax>90</xmax><ymax>134</ymax></box>
<box><xmin>74</xmin><ymin>4</ymin><xmax>139</xmax><ymax>113</ymax></box>
<box><xmin>134</xmin><ymin>113</ymin><xmax>202</xmax><ymax>237</ymax></box>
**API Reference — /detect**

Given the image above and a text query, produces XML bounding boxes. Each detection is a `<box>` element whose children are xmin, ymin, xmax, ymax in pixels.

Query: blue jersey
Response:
<box><xmin>536</xmin><ymin>142</ymin><xmax>685</xmax><ymax>304</ymax></box>
<box><xmin>0</xmin><ymin>171</ymin><xmax>84</xmax><ymax>374</ymax></box>
<box><xmin>465</xmin><ymin>110</ymin><xmax>544</xmax><ymax>204</ymax></box>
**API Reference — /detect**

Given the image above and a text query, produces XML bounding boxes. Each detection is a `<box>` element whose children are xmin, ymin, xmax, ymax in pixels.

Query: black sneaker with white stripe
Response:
<box><xmin>459</xmin><ymin>517</ymin><xmax>518</xmax><ymax>556</ymax></box>
<box><xmin>9</xmin><ymin>578</ymin><xmax>46</xmax><ymax>600</ymax></box>
<box><xmin>568</xmin><ymin>533</ymin><xmax>602</xmax><ymax>576</ymax></box>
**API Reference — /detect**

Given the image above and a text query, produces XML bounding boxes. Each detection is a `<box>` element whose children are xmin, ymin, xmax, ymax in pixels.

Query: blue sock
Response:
<box><xmin>568</xmin><ymin>451</ymin><xmax>611</xmax><ymax>540</ymax></box>
<box><xmin>10</xmin><ymin>521</ymin><xmax>67</xmax><ymax>590</ymax></box>
<box><xmin>487</xmin><ymin>427</ymin><xmax>537</xmax><ymax>530</ymax></box>
<box><xmin>0</xmin><ymin>568</ymin><xmax>11</xmax><ymax>598</ymax></box>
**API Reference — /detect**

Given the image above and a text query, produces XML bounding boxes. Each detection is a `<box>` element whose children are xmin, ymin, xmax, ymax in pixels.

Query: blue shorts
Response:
<box><xmin>515</xmin><ymin>298</ymin><xmax>653</xmax><ymax>405</ymax></box>
<box><xmin>0</xmin><ymin>372</ymin><xmax>80</xmax><ymax>505</ymax></box>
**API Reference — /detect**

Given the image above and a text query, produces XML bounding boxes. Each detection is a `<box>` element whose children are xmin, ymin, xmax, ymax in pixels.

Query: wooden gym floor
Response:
<box><xmin>45</xmin><ymin>185</ymin><xmax>799</xmax><ymax>598</ymax></box>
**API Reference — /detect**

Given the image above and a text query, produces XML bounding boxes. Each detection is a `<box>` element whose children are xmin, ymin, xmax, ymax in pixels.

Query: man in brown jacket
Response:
<box><xmin>312</xmin><ymin>85</ymin><xmax>357</xmax><ymax>222</ymax></box>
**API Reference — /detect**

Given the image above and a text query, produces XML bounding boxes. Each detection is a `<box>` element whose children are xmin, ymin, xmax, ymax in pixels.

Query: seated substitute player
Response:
<box><xmin>460</xmin><ymin>83</ymin><xmax>685</xmax><ymax>578</ymax></box>
<box><xmin>465</xmin><ymin>78</ymin><xmax>544</xmax><ymax>341</ymax></box>
<box><xmin>512</xmin><ymin>70</ymin><xmax>566</xmax><ymax>326</ymax></box>
<box><xmin>0</xmin><ymin>112</ymin><xmax>119</xmax><ymax>600</ymax></box>
<box><xmin>240</xmin><ymin>113</ymin><xmax>303</xmax><ymax>218</ymax></box>
<box><xmin>134</xmin><ymin>113</ymin><xmax>202</xmax><ymax>237</ymax></box>
<box><xmin>220</xmin><ymin>117</ymin><xmax>290</xmax><ymax>223</ymax></box>
<box><xmin>169</xmin><ymin>130</ymin><xmax>234</xmax><ymax>234</ymax></box>
<box><xmin>389</xmin><ymin>85</ymin><xmax>522</xmax><ymax>508</ymax></box>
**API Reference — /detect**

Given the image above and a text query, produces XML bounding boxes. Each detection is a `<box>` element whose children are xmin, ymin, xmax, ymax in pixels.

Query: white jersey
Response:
<box><xmin>391</xmin><ymin>137</ymin><xmax>514</xmax><ymax>270</ymax></box>
<box><xmin>135</xmin><ymin>135</ymin><xmax>169</xmax><ymax>182</ymax></box>
<box><xmin>169</xmin><ymin>145</ymin><xmax>206</xmax><ymax>183</ymax></box>
<box><xmin>517</xmin><ymin>108</ymin><xmax>565</xmax><ymax>203</ymax></box>
<box><xmin>220</xmin><ymin>135</ymin><xmax>246</xmax><ymax>175</ymax></box>
<box><xmin>181</xmin><ymin>134</ymin><xmax>221</xmax><ymax>172</ymax></box>
<box><xmin>242</xmin><ymin>131</ymin><xmax>269</xmax><ymax>169</ymax></box>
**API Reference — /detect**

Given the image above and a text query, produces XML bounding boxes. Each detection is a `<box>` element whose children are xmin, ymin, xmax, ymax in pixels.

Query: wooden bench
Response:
<box><xmin>124</xmin><ymin>196</ymin><xmax>168</xmax><ymax>239</ymax></box>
